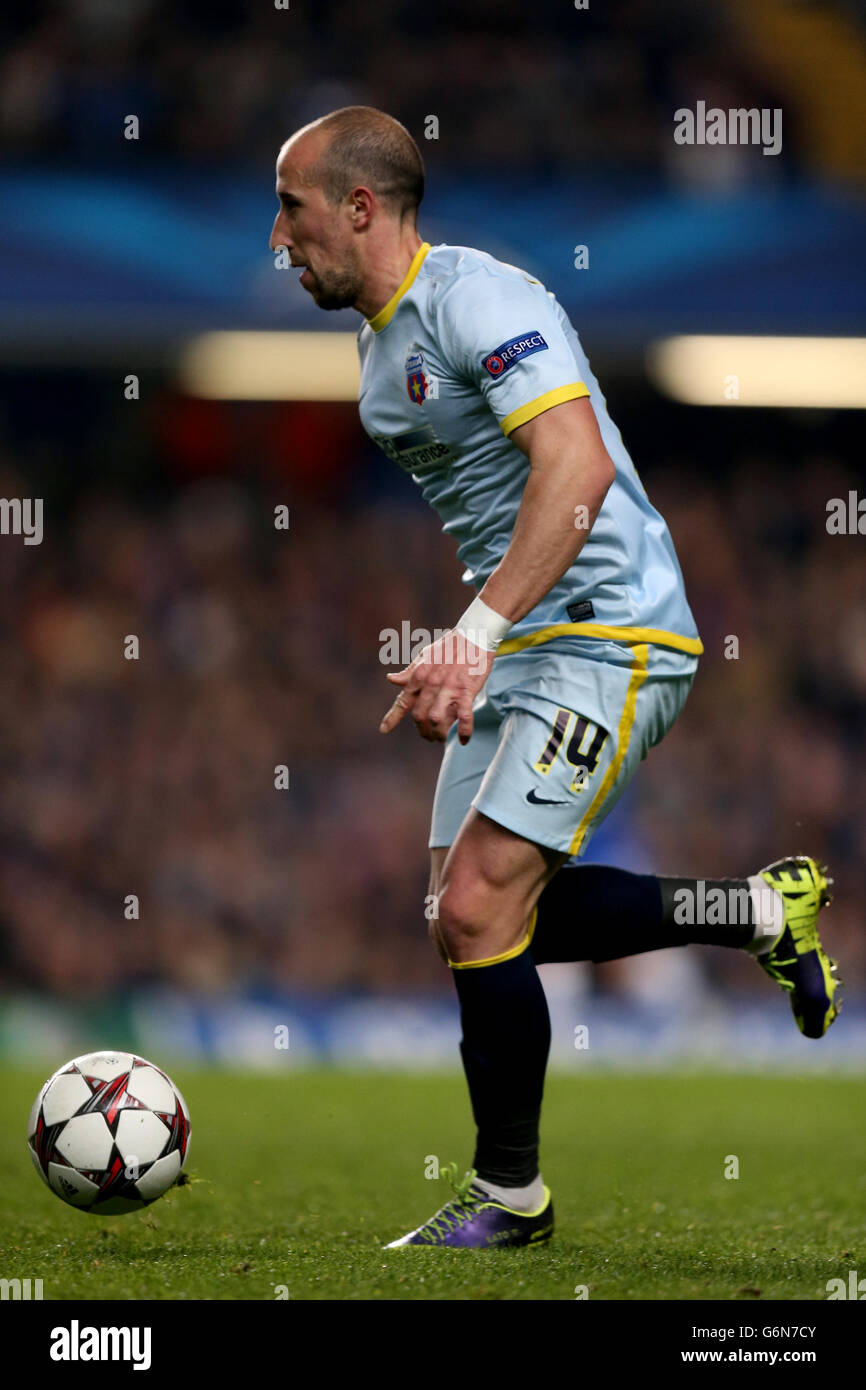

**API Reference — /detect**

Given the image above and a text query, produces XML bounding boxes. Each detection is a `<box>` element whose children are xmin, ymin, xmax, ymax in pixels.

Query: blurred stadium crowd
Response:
<box><xmin>0</xmin><ymin>391</ymin><xmax>862</xmax><ymax>1002</ymax></box>
<box><xmin>0</xmin><ymin>0</ymin><xmax>862</xmax><ymax>1019</ymax></box>
<box><xmin>1</xmin><ymin>0</ymin><xmax>794</xmax><ymax>183</ymax></box>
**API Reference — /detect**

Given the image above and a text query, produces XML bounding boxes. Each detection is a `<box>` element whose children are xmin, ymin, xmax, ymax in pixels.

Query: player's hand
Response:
<box><xmin>379</xmin><ymin>630</ymin><xmax>495</xmax><ymax>744</ymax></box>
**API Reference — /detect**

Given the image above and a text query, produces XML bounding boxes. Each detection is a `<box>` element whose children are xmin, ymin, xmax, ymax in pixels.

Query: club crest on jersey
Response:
<box><xmin>483</xmin><ymin>331</ymin><xmax>548</xmax><ymax>377</ymax></box>
<box><xmin>405</xmin><ymin>349</ymin><xmax>429</xmax><ymax>405</ymax></box>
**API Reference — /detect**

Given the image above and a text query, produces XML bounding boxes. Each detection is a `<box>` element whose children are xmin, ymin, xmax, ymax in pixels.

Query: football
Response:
<box><xmin>27</xmin><ymin>1051</ymin><xmax>191</xmax><ymax>1215</ymax></box>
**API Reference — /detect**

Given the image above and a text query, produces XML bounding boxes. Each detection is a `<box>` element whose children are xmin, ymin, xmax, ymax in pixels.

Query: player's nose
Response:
<box><xmin>269</xmin><ymin>212</ymin><xmax>292</xmax><ymax>253</ymax></box>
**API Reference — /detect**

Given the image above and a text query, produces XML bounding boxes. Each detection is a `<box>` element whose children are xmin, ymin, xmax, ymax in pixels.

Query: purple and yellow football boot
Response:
<box><xmin>754</xmin><ymin>856</ymin><xmax>841</xmax><ymax>1039</ymax></box>
<box><xmin>385</xmin><ymin>1166</ymin><xmax>554</xmax><ymax>1249</ymax></box>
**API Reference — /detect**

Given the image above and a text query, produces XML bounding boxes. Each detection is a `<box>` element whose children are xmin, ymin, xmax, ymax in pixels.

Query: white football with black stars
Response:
<box><xmin>28</xmin><ymin>1051</ymin><xmax>191</xmax><ymax>1214</ymax></box>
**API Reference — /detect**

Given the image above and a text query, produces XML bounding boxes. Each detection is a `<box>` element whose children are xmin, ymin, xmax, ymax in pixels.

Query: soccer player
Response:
<box><xmin>270</xmin><ymin>107</ymin><xmax>841</xmax><ymax>1249</ymax></box>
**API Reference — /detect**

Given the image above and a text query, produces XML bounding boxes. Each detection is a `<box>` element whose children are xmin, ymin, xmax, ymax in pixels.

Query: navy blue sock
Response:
<box><xmin>531</xmin><ymin>865</ymin><xmax>754</xmax><ymax>964</ymax></box>
<box><xmin>452</xmin><ymin>948</ymin><xmax>551</xmax><ymax>1187</ymax></box>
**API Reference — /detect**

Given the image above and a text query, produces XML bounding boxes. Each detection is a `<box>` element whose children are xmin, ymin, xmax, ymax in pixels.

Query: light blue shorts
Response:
<box><xmin>429</xmin><ymin>636</ymin><xmax>697</xmax><ymax>860</ymax></box>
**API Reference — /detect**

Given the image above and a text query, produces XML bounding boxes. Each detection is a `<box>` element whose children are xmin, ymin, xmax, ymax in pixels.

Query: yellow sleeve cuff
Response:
<box><xmin>500</xmin><ymin>382</ymin><xmax>590</xmax><ymax>437</ymax></box>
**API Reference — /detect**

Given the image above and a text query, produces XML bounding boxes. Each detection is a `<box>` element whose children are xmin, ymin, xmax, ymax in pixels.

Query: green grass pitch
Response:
<box><xmin>2</xmin><ymin>1068</ymin><xmax>864</xmax><ymax>1301</ymax></box>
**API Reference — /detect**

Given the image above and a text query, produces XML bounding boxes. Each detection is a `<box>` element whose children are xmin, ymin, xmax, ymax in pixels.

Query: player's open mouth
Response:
<box><xmin>299</xmin><ymin>267</ymin><xmax>313</xmax><ymax>288</ymax></box>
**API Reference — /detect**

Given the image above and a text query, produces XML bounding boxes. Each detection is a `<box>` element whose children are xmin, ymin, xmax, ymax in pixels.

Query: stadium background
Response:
<box><xmin>0</xmin><ymin>0</ymin><xmax>864</xmax><ymax>1074</ymax></box>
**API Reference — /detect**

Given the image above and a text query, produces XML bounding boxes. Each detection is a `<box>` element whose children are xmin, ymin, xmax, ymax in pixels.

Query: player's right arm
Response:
<box><xmin>479</xmin><ymin>393</ymin><xmax>615</xmax><ymax>626</ymax></box>
<box><xmin>381</xmin><ymin>264</ymin><xmax>613</xmax><ymax>746</ymax></box>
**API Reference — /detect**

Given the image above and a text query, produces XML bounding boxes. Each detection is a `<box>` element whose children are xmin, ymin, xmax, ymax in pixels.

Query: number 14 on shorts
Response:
<box><xmin>534</xmin><ymin>708</ymin><xmax>610</xmax><ymax>792</ymax></box>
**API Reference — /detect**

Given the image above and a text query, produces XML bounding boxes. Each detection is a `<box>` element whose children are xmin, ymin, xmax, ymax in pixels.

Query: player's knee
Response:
<box><xmin>436</xmin><ymin>879</ymin><xmax>491</xmax><ymax>957</ymax></box>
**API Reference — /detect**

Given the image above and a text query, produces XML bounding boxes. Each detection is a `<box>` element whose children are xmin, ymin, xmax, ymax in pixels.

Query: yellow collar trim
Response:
<box><xmin>366</xmin><ymin>242</ymin><xmax>431</xmax><ymax>333</ymax></box>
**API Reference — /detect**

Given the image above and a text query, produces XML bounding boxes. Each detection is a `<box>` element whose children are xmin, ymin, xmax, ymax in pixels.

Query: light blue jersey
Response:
<box><xmin>357</xmin><ymin>241</ymin><xmax>702</xmax><ymax>662</ymax></box>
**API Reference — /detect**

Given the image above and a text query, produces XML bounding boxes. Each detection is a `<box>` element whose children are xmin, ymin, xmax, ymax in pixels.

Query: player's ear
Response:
<box><xmin>349</xmin><ymin>186</ymin><xmax>375</xmax><ymax>228</ymax></box>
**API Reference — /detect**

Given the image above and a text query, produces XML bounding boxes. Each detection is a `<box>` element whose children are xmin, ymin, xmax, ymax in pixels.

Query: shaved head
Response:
<box><xmin>271</xmin><ymin>106</ymin><xmax>426</xmax><ymax>319</ymax></box>
<box><xmin>287</xmin><ymin>106</ymin><xmax>425</xmax><ymax>224</ymax></box>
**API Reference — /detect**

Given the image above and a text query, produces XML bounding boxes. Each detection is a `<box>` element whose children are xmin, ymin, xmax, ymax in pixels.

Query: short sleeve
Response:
<box><xmin>435</xmin><ymin>269</ymin><xmax>590</xmax><ymax>436</ymax></box>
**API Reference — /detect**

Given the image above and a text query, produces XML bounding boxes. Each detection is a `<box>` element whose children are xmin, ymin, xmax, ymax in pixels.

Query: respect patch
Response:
<box><xmin>482</xmin><ymin>331</ymin><xmax>548</xmax><ymax>377</ymax></box>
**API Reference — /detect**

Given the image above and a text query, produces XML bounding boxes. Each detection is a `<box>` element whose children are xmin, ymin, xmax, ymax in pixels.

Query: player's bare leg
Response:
<box><xmin>386</xmin><ymin>811</ymin><xmax>565</xmax><ymax>1248</ymax></box>
<box><xmin>391</xmin><ymin>834</ymin><xmax>841</xmax><ymax>1246</ymax></box>
<box><xmin>434</xmin><ymin>810</ymin><xmax>563</xmax><ymax>965</ymax></box>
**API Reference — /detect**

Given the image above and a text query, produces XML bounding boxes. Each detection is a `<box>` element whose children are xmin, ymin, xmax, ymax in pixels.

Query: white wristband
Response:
<box><xmin>453</xmin><ymin>595</ymin><xmax>513</xmax><ymax>653</ymax></box>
